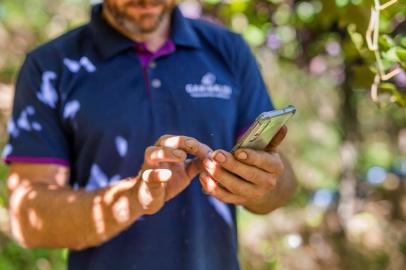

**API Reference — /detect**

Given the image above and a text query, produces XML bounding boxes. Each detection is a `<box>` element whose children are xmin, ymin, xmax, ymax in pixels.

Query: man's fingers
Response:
<box><xmin>142</xmin><ymin>169</ymin><xmax>172</xmax><ymax>189</ymax></box>
<box><xmin>234</xmin><ymin>148</ymin><xmax>284</xmax><ymax>176</ymax></box>
<box><xmin>266</xmin><ymin>125</ymin><xmax>288</xmax><ymax>151</ymax></box>
<box><xmin>210</xmin><ymin>150</ymin><xmax>277</xmax><ymax>187</ymax></box>
<box><xmin>185</xmin><ymin>158</ymin><xmax>202</xmax><ymax>179</ymax></box>
<box><xmin>203</xmin><ymin>158</ymin><xmax>257</xmax><ymax>197</ymax></box>
<box><xmin>145</xmin><ymin>146</ymin><xmax>187</xmax><ymax>166</ymax></box>
<box><xmin>199</xmin><ymin>172</ymin><xmax>246</xmax><ymax>205</ymax></box>
<box><xmin>138</xmin><ymin>169</ymin><xmax>171</xmax><ymax>215</ymax></box>
<box><xmin>157</xmin><ymin>135</ymin><xmax>212</xmax><ymax>159</ymax></box>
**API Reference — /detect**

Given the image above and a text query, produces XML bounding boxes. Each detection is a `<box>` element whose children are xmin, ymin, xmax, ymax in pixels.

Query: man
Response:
<box><xmin>4</xmin><ymin>0</ymin><xmax>296</xmax><ymax>269</ymax></box>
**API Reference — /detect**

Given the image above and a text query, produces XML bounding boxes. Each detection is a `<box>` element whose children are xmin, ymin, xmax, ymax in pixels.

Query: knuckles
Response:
<box><xmin>157</xmin><ymin>134</ymin><xmax>175</xmax><ymax>144</ymax></box>
<box><xmin>247</xmin><ymin>169</ymin><xmax>259</xmax><ymax>182</ymax></box>
<box><xmin>225</xmin><ymin>155</ymin><xmax>239</xmax><ymax>171</ymax></box>
<box><xmin>144</xmin><ymin>146</ymin><xmax>155</xmax><ymax>161</ymax></box>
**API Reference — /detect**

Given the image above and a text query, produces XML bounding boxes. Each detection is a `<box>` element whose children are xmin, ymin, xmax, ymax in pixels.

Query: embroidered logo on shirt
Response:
<box><xmin>185</xmin><ymin>73</ymin><xmax>232</xmax><ymax>100</ymax></box>
<box><xmin>63</xmin><ymin>57</ymin><xmax>96</xmax><ymax>73</ymax></box>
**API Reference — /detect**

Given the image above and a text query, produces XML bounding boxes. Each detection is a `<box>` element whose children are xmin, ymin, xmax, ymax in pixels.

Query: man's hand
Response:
<box><xmin>200</xmin><ymin>126</ymin><xmax>295</xmax><ymax>213</ymax></box>
<box><xmin>136</xmin><ymin>135</ymin><xmax>212</xmax><ymax>215</ymax></box>
<box><xmin>6</xmin><ymin>135</ymin><xmax>211</xmax><ymax>250</ymax></box>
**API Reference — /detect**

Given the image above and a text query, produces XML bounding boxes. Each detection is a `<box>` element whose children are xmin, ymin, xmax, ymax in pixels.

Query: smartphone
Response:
<box><xmin>231</xmin><ymin>105</ymin><xmax>296</xmax><ymax>152</ymax></box>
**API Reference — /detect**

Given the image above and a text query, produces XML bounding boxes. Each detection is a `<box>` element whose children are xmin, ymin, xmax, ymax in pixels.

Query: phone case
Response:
<box><xmin>232</xmin><ymin>105</ymin><xmax>296</xmax><ymax>152</ymax></box>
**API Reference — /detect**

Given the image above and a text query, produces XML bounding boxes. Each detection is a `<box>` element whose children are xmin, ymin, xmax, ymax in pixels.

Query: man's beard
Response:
<box><xmin>103</xmin><ymin>0</ymin><xmax>174</xmax><ymax>34</ymax></box>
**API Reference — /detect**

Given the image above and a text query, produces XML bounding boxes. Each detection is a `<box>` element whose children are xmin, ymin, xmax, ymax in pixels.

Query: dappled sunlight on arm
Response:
<box><xmin>7</xmin><ymin>173</ymin><xmax>20</xmax><ymax>191</ymax></box>
<box><xmin>8</xmin><ymin>182</ymin><xmax>31</xmax><ymax>246</ymax></box>
<box><xmin>27</xmin><ymin>190</ymin><xmax>37</xmax><ymax>200</ymax></box>
<box><xmin>5</xmin><ymin>163</ymin><xmax>144</xmax><ymax>249</ymax></box>
<box><xmin>103</xmin><ymin>180</ymin><xmax>138</xmax><ymax>225</ymax></box>
<box><xmin>67</xmin><ymin>194</ymin><xmax>77</xmax><ymax>203</ymax></box>
<box><xmin>112</xmin><ymin>196</ymin><xmax>130</xmax><ymax>224</ymax></box>
<box><xmin>27</xmin><ymin>208</ymin><xmax>43</xmax><ymax>231</ymax></box>
<box><xmin>92</xmin><ymin>195</ymin><xmax>106</xmax><ymax>236</ymax></box>
<box><xmin>103</xmin><ymin>179</ymin><xmax>137</xmax><ymax>204</ymax></box>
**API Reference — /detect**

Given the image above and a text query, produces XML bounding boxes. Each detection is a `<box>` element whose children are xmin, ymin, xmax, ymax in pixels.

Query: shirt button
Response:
<box><xmin>151</xmin><ymin>79</ymin><xmax>162</xmax><ymax>88</ymax></box>
<box><xmin>149</xmin><ymin>61</ymin><xmax>157</xmax><ymax>69</ymax></box>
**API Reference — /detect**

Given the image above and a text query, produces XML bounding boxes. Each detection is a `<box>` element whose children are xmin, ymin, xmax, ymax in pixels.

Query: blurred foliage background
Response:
<box><xmin>0</xmin><ymin>0</ymin><xmax>405</xmax><ymax>269</ymax></box>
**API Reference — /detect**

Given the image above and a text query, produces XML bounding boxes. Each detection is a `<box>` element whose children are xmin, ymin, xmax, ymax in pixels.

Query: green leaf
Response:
<box><xmin>378</xmin><ymin>35</ymin><xmax>395</xmax><ymax>51</ymax></box>
<box><xmin>396</xmin><ymin>48</ymin><xmax>406</xmax><ymax>62</ymax></box>
<box><xmin>347</xmin><ymin>24</ymin><xmax>364</xmax><ymax>51</ymax></box>
<box><xmin>377</xmin><ymin>82</ymin><xmax>406</xmax><ymax>106</ymax></box>
<box><xmin>379</xmin><ymin>82</ymin><xmax>397</xmax><ymax>92</ymax></box>
<box><xmin>401</xmin><ymin>37</ymin><xmax>406</xmax><ymax>48</ymax></box>
<box><xmin>382</xmin><ymin>47</ymin><xmax>400</xmax><ymax>63</ymax></box>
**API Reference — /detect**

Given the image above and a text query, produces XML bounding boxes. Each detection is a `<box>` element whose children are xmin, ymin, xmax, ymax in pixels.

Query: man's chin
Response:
<box><xmin>135</xmin><ymin>17</ymin><xmax>162</xmax><ymax>33</ymax></box>
<box><xmin>138</xmin><ymin>25</ymin><xmax>160</xmax><ymax>34</ymax></box>
<box><xmin>122</xmin><ymin>17</ymin><xmax>161</xmax><ymax>34</ymax></box>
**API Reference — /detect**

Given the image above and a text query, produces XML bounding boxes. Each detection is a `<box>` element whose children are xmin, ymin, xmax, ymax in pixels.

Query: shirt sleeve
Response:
<box><xmin>2</xmin><ymin>55</ymin><xmax>70</xmax><ymax>166</ymax></box>
<box><xmin>233</xmin><ymin>34</ymin><xmax>275</xmax><ymax>140</ymax></box>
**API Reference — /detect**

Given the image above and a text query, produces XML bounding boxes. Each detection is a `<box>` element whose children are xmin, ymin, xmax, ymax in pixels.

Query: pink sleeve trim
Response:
<box><xmin>3</xmin><ymin>156</ymin><xmax>70</xmax><ymax>167</ymax></box>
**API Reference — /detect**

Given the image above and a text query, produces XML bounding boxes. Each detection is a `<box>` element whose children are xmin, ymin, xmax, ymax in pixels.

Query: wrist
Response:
<box><xmin>243</xmin><ymin>179</ymin><xmax>285</xmax><ymax>214</ymax></box>
<box><xmin>242</xmin><ymin>194</ymin><xmax>276</xmax><ymax>214</ymax></box>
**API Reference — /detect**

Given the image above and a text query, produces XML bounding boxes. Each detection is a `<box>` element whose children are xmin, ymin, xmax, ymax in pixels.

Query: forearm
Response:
<box><xmin>9</xmin><ymin>177</ymin><xmax>142</xmax><ymax>250</ymax></box>
<box><xmin>243</xmin><ymin>155</ymin><xmax>297</xmax><ymax>214</ymax></box>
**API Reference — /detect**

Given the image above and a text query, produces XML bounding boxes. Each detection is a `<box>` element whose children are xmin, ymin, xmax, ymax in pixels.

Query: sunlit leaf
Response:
<box><xmin>378</xmin><ymin>35</ymin><xmax>395</xmax><ymax>51</ymax></box>
<box><xmin>382</xmin><ymin>47</ymin><xmax>400</xmax><ymax>63</ymax></box>
<box><xmin>395</xmin><ymin>48</ymin><xmax>406</xmax><ymax>62</ymax></box>
<box><xmin>347</xmin><ymin>24</ymin><xmax>364</xmax><ymax>51</ymax></box>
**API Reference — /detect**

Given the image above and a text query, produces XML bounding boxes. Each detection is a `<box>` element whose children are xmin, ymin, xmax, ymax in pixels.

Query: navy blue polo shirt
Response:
<box><xmin>4</xmin><ymin>4</ymin><xmax>274</xmax><ymax>270</ymax></box>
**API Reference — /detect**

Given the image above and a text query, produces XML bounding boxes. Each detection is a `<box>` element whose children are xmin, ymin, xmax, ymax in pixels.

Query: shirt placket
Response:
<box><xmin>134</xmin><ymin>41</ymin><xmax>175</xmax><ymax>96</ymax></box>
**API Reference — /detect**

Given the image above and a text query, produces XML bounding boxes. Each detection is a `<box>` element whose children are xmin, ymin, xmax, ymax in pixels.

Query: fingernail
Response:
<box><xmin>142</xmin><ymin>169</ymin><xmax>153</xmax><ymax>181</ymax></box>
<box><xmin>157</xmin><ymin>170</ymin><xmax>171</xmax><ymax>181</ymax></box>
<box><xmin>173</xmin><ymin>149</ymin><xmax>185</xmax><ymax>158</ymax></box>
<box><xmin>214</xmin><ymin>151</ymin><xmax>226</xmax><ymax>163</ymax></box>
<box><xmin>237</xmin><ymin>151</ymin><xmax>248</xmax><ymax>160</ymax></box>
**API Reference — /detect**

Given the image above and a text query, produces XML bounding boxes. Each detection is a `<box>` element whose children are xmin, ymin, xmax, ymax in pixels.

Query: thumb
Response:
<box><xmin>266</xmin><ymin>125</ymin><xmax>288</xmax><ymax>151</ymax></box>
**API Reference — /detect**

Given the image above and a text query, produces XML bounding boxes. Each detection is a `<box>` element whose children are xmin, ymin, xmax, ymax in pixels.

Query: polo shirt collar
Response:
<box><xmin>170</xmin><ymin>7</ymin><xmax>200</xmax><ymax>49</ymax></box>
<box><xmin>89</xmin><ymin>4</ymin><xmax>200</xmax><ymax>60</ymax></box>
<box><xmin>89</xmin><ymin>4</ymin><xmax>134</xmax><ymax>60</ymax></box>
